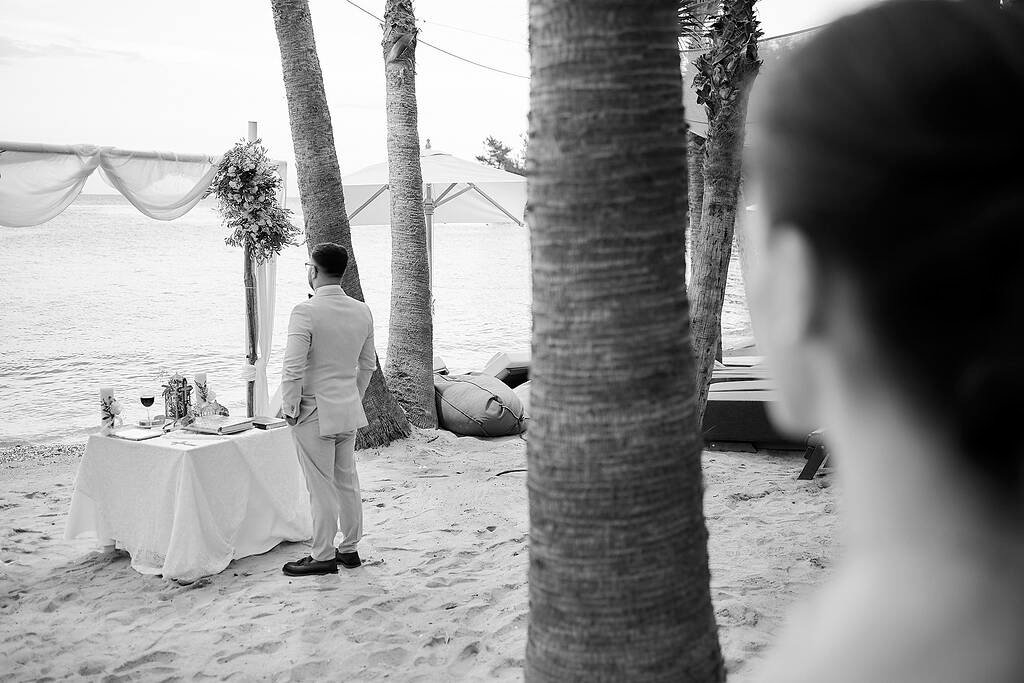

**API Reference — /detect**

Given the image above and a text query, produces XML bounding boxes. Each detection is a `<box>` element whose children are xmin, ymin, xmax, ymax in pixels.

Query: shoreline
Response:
<box><xmin>1</xmin><ymin>430</ymin><xmax>837</xmax><ymax>680</ymax></box>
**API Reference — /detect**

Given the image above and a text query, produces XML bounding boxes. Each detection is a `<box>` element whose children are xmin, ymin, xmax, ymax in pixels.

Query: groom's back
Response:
<box><xmin>305</xmin><ymin>292</ymin><xmax>372</xmax><ymax>384</ymax></box>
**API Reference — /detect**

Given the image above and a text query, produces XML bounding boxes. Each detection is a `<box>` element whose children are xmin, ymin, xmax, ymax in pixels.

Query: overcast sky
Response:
<box><xmin>1</xmin><ymin>0</ymin><xmax>877</xmax><ymax>194</ymax></box>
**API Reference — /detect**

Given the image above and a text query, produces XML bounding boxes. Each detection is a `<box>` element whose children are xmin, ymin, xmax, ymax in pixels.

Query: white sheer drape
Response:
<box><xmin>0</xmin><ymin>143</ymin><xmax>103</xmax><ymax>227</ymax></box>
<box><xmin>245</xmin><ymin>161</ymin><xmax>287</xmax><ymax>417</ymax></box>
<box><xmin>98</xmin><ymin>149</ymin><xmax>219</xmax><ymax>221</ymax></box>
<box><xmin>0</xmin><ymin>141</ymin><xmax>220</xmax><ymax>228</ymax></box>
<box><xmin>244</xmin><ymin>256</ymin><xmax>278</xmax><ymax>416</ymax></box>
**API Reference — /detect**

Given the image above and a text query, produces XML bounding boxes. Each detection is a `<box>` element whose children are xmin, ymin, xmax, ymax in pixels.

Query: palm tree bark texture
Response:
<box><xmin>526</xmin><ymin>1</ymin><xmax>724</xmax><ymax>680</ymax></box>
<box><xmin>270</xmin><ymin>0</ymin><xmax>411</xmax><ymax>449</ymax></box>
<box><xmin>381</xmin><ymin>0</ymin><xmax>438</xmax><ymax>429</ymax></box>
<box><xmin>689</xmin><ymin>0</ymin><xmax>761</xmax><ymax>424</ymax></box>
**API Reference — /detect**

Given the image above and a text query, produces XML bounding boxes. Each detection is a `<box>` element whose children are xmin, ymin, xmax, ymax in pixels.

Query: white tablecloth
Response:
<box><xmin>65</xmin><ymin>428</ymin><xmax>312</xmax><ymax>581</ymax></box>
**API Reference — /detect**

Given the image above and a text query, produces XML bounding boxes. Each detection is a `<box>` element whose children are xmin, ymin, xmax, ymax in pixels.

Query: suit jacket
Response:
<box><xmin>281</xmin><ymin>285</ymin><xmax>377</xmax><ymax>436</ymax></box>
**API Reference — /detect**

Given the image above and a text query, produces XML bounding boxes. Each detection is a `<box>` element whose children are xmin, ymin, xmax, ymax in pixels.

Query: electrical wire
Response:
<box><xmin>681</xmin><ymin>22</ymin><xmax>827</xmax><ymax>53</ymax></box>
<box><xmin>418</xmin><ymin>17</ymin><xmax>528</xmax><ymax>47</ymax></box>
<box><xmin>344</xmin><ymin>0</ymin><xmax>529</xmax><ymax>79</ymax></box>
<box><xmin>346</xmin><ymin>0</ymin><xmax>828</xmax><ymax>80</ymax></box>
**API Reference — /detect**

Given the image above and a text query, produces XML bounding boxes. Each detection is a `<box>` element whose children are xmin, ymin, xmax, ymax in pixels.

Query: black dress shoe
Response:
<box><xmin>283</xmin><ymin>555</ymin><xmax>338</xmax><ymax>576</ymax></box>
<box><xmin>335</xmin><ymin>550</ymin><xmax>362</xmax><ymax>568</ymax></box>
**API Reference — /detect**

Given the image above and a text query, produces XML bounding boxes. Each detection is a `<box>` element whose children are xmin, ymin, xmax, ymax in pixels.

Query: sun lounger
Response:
<box><xmin>797</xmin><ymin>430</ymin><xmax>830</xmax><ymax>479</ymax></box>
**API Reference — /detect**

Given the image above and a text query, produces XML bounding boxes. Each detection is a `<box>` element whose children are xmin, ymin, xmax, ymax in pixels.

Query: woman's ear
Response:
<box><xmin>746</xmin><ymin>222</ymin><xmax>826</xmax><ymax>435</ymax></box>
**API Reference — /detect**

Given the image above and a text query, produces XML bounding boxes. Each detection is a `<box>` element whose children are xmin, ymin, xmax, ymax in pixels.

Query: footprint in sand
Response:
<box><xmin>368</xmin><ymin>646</ymin><xmax>411</xmax><ymax>667</ymax></box>
<box><xmin>112</xmin><ymin>650</ymin><xmax>178</xmax><ymax>674</ymax></box>
<box><xmin>352</xmin><ymin>607</ymin><xmax>379</xmax><ymax>621</ymax></box>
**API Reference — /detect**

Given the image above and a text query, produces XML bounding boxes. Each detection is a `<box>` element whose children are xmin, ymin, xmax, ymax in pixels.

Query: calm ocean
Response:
<box><xmin>0</xmin><ymin>194</ymin><xmax>752</xmax><ymax>444</ymax></box>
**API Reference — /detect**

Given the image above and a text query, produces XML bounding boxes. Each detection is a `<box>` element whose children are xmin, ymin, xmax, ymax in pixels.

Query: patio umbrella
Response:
<box><xmin>342</xmin><ymin>144</ymin><xmax>526</xmax><ymax>287</ymax></box>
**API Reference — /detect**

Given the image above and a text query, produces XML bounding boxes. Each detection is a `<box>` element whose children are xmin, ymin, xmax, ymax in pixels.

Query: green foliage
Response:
<box><xmin>212</xmin><ymin>139</ymin><xmax>300</xmax><ymax>263</ymax></box>
<box><xmin>476</xmin><ymin>135</ymin><xmax>525</xmax><ymax>176</ymax></box>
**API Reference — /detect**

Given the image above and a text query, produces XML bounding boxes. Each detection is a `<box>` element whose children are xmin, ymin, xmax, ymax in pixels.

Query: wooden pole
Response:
<box><xmin>244</xmin><ymin>121</ymin><xmax>259</xmax><ymax>417</ymax></box>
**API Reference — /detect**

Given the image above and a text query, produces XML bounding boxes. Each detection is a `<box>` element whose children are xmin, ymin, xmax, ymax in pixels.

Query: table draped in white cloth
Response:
<box><xmin>65</xmin><ymin>429</ymin><xmax>312</xmax><ymax>582</ymax></box>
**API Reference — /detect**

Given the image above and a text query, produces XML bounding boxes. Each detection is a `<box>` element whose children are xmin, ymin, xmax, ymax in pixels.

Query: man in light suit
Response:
<box><xmin>280</xmin><ymin>243</ymin><xmax>376</xmax><ymax>577</ymax></box>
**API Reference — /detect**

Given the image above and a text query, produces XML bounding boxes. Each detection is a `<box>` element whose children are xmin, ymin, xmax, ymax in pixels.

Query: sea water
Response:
<box><xmin>0</xmin><ymin>195</ymin><xmax>752</xmax><ymax>444</ymax></box>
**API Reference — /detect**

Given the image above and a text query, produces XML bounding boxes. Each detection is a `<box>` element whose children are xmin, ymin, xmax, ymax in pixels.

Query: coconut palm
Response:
<box><xmin>270</xmin><ymin>0</ymin><xmax>411</xmax><ymax>448</ymax></box>
<box><xmin>381</xmin><ymin>0</ymin><xmax>438</xmax><ymax>429</ymax></box>
<box><xmin>526</xmin><ymin>0</ymin><xmax>723</xmax><ymax>679</ymax></box>
<box><xmin>686</xmin><ymin>0</ymin><xmax>762</xmax><ymax>422</ymax></box>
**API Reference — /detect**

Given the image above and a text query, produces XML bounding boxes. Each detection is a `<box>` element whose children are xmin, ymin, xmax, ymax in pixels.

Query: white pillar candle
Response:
<box><xmin>100</xmin><ymin>387</ymin><xmax>114</xmax><ymax>400</ymax></box>
<box><xmin>194</xmin><ymin>372</ymin><xmax>207</xmax><ymax>385</ymax></box>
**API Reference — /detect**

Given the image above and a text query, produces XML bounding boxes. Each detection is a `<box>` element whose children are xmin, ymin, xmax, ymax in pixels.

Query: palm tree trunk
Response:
<box><xmin>527</xmin><ymin>0</ymin><xmax>723</xmax><ymax>680</ymax></box>
<box><xmin>381</xmin><ymin>0</ymin><xmax>438</xmax><ymax>429</ymax></box>
<box><xmin>270</xmin><ymin>0</ymin><xmax>411</xmax><ymax>449</ymax></box>
<box><xmin>686</xmin><ymin>132</ymin><xmax>706</xmax><ymax>261</ymax></box>
<box><xmin>690</xmin><ymin>0</ymin><xmax>760</xmax><ymax>423</ymax></box>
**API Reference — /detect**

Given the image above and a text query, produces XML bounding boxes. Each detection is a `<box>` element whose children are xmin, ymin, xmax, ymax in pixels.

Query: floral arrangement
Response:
<box><xmin>99</xmin><ymin>388</ymin><xmax>122</xmax><ymax>434</ymax></box>
<box><xmin>162</xmin><ymin>374</ymin><xmax>193</xmax><ymax>425</ymax></box>
<box><xmin>211</xmin><ymin>139</ymin><xmax>300</xmax><ymax>264</ymax></box>
<box><xmin>194</xmin><ymin>374</ymin><xmax>229</xmax><ymax>417</ymax></box>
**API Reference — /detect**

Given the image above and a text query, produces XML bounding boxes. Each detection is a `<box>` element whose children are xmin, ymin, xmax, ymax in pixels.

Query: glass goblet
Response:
<box><xmin>140</xmin><ymin>392</ymin><xmax>155</xmax><ymax>427</ymax></box>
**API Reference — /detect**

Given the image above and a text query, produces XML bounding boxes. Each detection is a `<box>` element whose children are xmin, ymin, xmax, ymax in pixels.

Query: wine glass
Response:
<box><xmin>140</xmin><ymin>392</ymin><xmax>155</xmax><ymax>427</ymax></box>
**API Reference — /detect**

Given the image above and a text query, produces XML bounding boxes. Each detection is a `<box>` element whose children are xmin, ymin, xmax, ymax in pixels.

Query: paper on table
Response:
<box><xmin>110</xmin><ymin>426</ymin><xmax>163</xmax><ymax>441</ymax></box>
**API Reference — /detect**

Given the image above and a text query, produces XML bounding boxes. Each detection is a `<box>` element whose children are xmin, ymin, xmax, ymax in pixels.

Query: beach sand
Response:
<box><xmin>0</xmin><ymin>430</ymin><xmax>837</xmax><ymax>681</ymax></box>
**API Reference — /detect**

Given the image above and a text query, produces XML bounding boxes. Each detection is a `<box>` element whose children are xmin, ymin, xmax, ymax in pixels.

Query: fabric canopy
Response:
<box><xmin>1</xmin><ymin>139</ymin><xmax>285</xmax><ymax>417</ymax></box>
<box><xmin>0</xmin><ymin>141</ymin><xmax>221</xmax><ymax>227</ymax></box>
<box><xmin>342</xmin><ymin>148</ymin><xmax>526</xmax><ymax>226</ymax></box>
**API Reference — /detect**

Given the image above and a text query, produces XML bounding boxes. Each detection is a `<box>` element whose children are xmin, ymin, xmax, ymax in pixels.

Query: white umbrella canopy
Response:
<box><xmin>342</xmin><ymin>146</ymin><xmax>526</xmax><ymax>226</ymax></box>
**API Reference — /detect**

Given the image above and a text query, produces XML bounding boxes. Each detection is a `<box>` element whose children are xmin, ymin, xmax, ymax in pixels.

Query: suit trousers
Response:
<box><xmin>291</xmin><ymin>419</ymin><xmax>362</xmax><ymax>562</ymax></box>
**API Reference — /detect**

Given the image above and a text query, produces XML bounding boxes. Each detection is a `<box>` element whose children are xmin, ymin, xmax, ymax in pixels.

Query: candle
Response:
<box><xmin>194</xmin><ymin>373</ymin><xmax>207</xmax><ymax>386</ymax></box>
<box><xmin>100</xmin><ymin>387</ymin><xmax>114</xmax><ymax>400</ymax></box>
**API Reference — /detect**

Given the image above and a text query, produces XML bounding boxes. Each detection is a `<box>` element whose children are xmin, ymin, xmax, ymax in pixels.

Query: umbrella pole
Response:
<box><xmin>423</xmin><ymin>183</ymin><xmax>434</xmax><ymax>292</ymax></box>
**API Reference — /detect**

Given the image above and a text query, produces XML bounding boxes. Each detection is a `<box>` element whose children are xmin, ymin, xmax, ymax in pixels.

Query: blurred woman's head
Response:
<box><xmin>745</xmin><ymin>1</ymin><xmax>1024</xmax><ymax>492</ymax></box>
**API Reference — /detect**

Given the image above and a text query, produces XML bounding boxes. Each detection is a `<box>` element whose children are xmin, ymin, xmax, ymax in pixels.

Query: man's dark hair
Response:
<box><xmin>754</xmin><ymin>0</ymin><xmax>1024</xmax><ymax>492</ymax></box>
<box><xmin>310</xmin><ymin>243</ymin><xmax>349</xmax><ymax>278</ymax></box>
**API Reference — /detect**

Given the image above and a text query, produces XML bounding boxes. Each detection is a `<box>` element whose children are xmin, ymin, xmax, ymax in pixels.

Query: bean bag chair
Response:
<box><xmin>433</xmin><ymin>373</ymin><xmax>527</xmax><ymax>437</ymax></box>
<box><xmin>513</xmin><ymin>380</ymin><xmax>531</xmax><ymax>419</ymax></box>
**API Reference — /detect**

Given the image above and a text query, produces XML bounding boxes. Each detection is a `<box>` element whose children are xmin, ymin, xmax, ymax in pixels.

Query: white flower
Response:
<box><xmin>207</xmin><ymin>390</ymin><xmax>217</xmax><ymax>402</ymax></box>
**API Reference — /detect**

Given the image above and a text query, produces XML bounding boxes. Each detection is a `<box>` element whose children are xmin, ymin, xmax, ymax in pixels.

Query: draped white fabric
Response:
<box><xmin>0</xmin><ymin>143</ymin><xmax>103</xmax><ymax>227</ymax></box>
<box><xmin>98</xmin><ymin>148</ymin><xmax>219</xmax><ymax>221</ymax></box>
<box><xmin>249</xmin><ymin>256</ymin><xmax>277</xmax><ymax>416</ymax></box>
<box><xmin>244</xmin><ymin>160</ymin><xmax>287</xmax><ymax>417</ymax></box>
<box><xmin>0</xmin><ymin>141</ymin><xmax>221</xmax><ymax>227</ymax></box>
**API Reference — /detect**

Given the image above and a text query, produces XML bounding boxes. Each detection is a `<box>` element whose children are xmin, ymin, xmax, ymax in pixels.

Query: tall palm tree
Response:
<box><xmin>687</xmin><ymin>132</ymin><xmax>707</xmax><ymax>253</ymax></box>
<box><xmin>687</xmin><ymin>0</ymin><xmax>761</xmax><ymax>422</ymax></box>
<box><xmin>526</xmin><ymin>0</ymin><xmax>723</xmax><ymax>679</ymax></box>
<box><xmin>381</xmin><ymin>0</ymin><xmax>437</xmax><ymax>429</ymax></box>
<box><xmin>270</xmin><ymin>0</ymin><xmax>411</xmax><ymax>449</ymax></box>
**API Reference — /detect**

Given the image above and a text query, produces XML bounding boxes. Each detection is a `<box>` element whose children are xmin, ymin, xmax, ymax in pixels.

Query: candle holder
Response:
<box><xmin>99</xmin><ymin>389</ymin><xmax>123</xmax><ymax>435</ymax></box>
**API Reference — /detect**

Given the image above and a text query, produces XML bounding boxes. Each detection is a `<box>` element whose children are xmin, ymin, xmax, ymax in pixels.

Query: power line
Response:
<box><xmin>417</xmin><ymin>17</ymin><xmax>528</xmax><ymax>47</ymax></box>
<box><xmin>343</xmin><ymin>0</ymin><xmax>529</xmax><ymax>79</ymax></box>
<box><xmin>345</xmin><ymin>0</ymin><xmax>826</xmax><ymax>80</ymax></box>
<box><xmin>681</xmin><ymin>22</ymin><xmax>826</xmax><ymax>53</ymax></box>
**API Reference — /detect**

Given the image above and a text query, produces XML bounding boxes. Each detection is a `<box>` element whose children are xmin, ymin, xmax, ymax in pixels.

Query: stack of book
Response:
<box><xmin>185</xmin><ymin>416</ymin><xmax>253</xmax><ymax>435</ymax></box>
